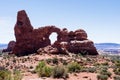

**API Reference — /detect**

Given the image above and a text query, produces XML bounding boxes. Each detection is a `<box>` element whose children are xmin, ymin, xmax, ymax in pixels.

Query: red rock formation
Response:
<box><xmin>2</xmin><ymin>41</ymin><xmax>15</xmax><ymax>52</ymax></box>
<box><xmin>12</xmin><ymin>10</ymin><xmax>98</xmax><ymax>56</ymax></box>
<box><xmin>53</xmin><ymin>29</ymin><xmax>98</xmax><ymax>55</ymax></box>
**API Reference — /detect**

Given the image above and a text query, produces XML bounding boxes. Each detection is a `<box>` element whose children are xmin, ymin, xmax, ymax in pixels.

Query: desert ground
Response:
<box><xmin>0</xmin><ymin>51</ymin><xmax>120</xmax><ymax>80</ymax></box>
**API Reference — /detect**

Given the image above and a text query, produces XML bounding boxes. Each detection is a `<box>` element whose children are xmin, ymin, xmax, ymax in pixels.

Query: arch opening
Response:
<box><xmin>49</xmin><ymin>32</ymin><xmax>58</xmax><ymax>45</ymax></box>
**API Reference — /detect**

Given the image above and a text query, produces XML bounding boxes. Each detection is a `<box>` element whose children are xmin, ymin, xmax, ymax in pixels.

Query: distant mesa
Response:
<box><xmin>5</xmin><ymin>10</ymin><xmax>98</xmax><ymax>56</ymax></box>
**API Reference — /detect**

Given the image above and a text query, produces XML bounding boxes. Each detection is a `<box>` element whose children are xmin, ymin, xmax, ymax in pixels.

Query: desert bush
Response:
<box><xmin>80</xmin><ymin>67</ymin><xmax>96</xmax><ymax>73</ymax></box>
<box><xmin>115</xmin><ymin>63</ymin><xmax>120</xmax><ymax>68</ymax></box>
<box><xmin>99</xmin><ymin>66</ymin><xmax>108</xmax><ymax>71</ymax></box>
<box><xmin>101</xmin><ymin>62</ymin><xmax>109</xmax><ymax>66</ymax></box>
<box><xmin>13</xmin><ymin>59</ymin><xmax>16</xmax><ymax>63</ymax></box>
<box><xmin>29</xmin><ymin>66</ymin><xmax>33</xmax><ymax>69</ymax></box>
<box><xmin>113</xmin><ymin>59</ymin><xmax>120</xmax><ymax>75</ymax></box>
<box><xmin>113</xmin><ymin>68</ymin><xmax>120</xmax><ymax>75</ymax></box>
<box><xmin>52</xmin><ymin>57</ymin><xmax>58</xmax><ymax>65</ymax></box>
<box><xmin>110</xmin><ymin>56</ymin><xmax>120</xmax><ymax>63</ymax></box>
<box><xmin>115</xmin><ymin>59</ymin><xmax>120</xmax><ymax>63</ymax></box>
<box><xmin>114</xmin><ymin>75</ymin><xmax>120</xmax><ymax>80</ymax></box>
<box><xmin>97</xmin><ymin>74</ymin><xmax>108</xmax><ymax>80</ymax></box>
<box><xmin>13</xmin><ymin>70</ymin><xmax>22</xmax><ymax>80</ymax></box>
<box><xmin>87</xmin><ymin>67</ymin><xmax>96</xmax><ymax>73</ymax></box>
<box><xmin>46</xmin><ymin>58</ymin><xmax>52</xmax><ymax>64</ymax></box>
<box><xmin>62</xmin><ymin>60</ymin><xmax>68</xmax><ymax>65</ymax></box>
<box><xmin>86</xmin><ymin>58</ymin><xmax>91</xmax><ymax>61</ymax></box>
<box><xmin>40</xmin><ymin>66</ymin><xmax>52</xmax><ymax>77</ymax></box>
<box><xmin>35</xmin><ymin>61</ymin><xmax>46</xmax><ymax>72</ymax></box>
<box><xmin>80</xmin><ymin>67</ymin><xmax>88</xmax><ymax>72</ymax></box>
<box><xmin>0</xmin><ymin>70</ymin><xmax>11</xmax><ymax>80</ymax></box>
<box><xmin>112</xmin><ymin>59</ymin><xmax>120</xmax><ymax>69</ymax></box>
<box><xmin>100</xmin><ymin>69</ymin><xmax>112</xmax><ymax>77</ymax></box>
<box><xmin>67</xmin><ymin>62</ymin><xmax>81</xmax><ymax>73</ymax></box>
<box><xmin>93</xmin><ymin>62</ymin><xmax>100</xmax><ymax>67</ymax></box>
<box><xmin>35</xmin><ymin>61</ymin><xmax>52</xmax><ymax>77</ymax></box>
<box><xmin>52</xmin><ymin>65</ymin><xmax>68</xmax><ymax>78</ymax></box>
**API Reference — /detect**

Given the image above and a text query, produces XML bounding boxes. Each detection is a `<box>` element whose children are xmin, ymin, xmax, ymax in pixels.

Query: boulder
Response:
<box><xmin>37</xmin><ymin>45</ymin><xmax>59</xmax><ymax>54</ymax></box>
<box><xmin>2</xmin><ymin>41</ymin><xmax>16</xmax><ymax>52</ymax></box>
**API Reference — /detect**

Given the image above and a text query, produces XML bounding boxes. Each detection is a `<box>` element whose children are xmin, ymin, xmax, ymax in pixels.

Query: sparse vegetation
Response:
<box><xmin>101</xmin><ymin>62</ymin><xmax>109</xmax><ymax>66</ymax></box>
<box><xmin>100</xmin><ymin>69</ymin><xmax>112</xmax><ymax>77</ymax></box>
<box><xmin>52</xmin><ymin>57</ymin><xmax>58</xmax><ymax>65</ymax></box>
<box><xmin>114</xmin><ymin>76</ymin><xmax>120</xmax><ymax>80</ymax></box>
<box><xmin>97</xmin><ymin>74</ymin><xmax>108</xmax><ymax>80</ymax></box>
<box><xmin>67</xmin><ymin>62</ymin><xmax>82</xmax><ymax>73</ymax></box>
<box><xmin>40</xmin><ymin>66</ymin><xmax>52</xmax><ymax>77</ymax></box>
<box><xmin>93</xmin><ymin>62</ymin><xmax>100</xmax><ymax>67</ymax></box>
<box><xmin>113</xmin><ymin>59</ymin><xmax>120</xmax><ymax>75</ymax></box>
<box><xmin>35</xmin><ymin>61</ymin><xmax>52</xmax><ymax>77</ymax></box>
<box><xmin>97</xmin><ymin>64</ymin><xmax>112</xmax><ymax>80</ymax></box>
<box><xmin>13</xmin><ymin>70</ymin><xmax>22</xmax><ymax>80</ymax></box>
<box><xmin>0</xmin><ymin>69</ymin><xmax>22</xmax><ymax>80</ymax></box>
<box><xmin>1</xmin><ymin>51</ymin><xmax>120</xmax><ymax>80</ymax></box>
<box><xmin>35</xmin><ymin>61</ymin><xmax>46</xmax><ymax>72</ymax></box>
<box><xmin>52</xmin><ymin>65</ymin><xmax>68</xmax><ymax>78</ymax></box>
<box><xmin>86</xmin><ymin>67</ymin><xmax>96</xmax><ymax>73</ymax></box>
<box><xmin>0</xmin><ymin>70</ymin><xmax>11</xmax><ymax>80</ymax></box>
<box><xmin>46</xmin><ymin>58</ymin><xmax>52</xmax><ymax>64</ymax></box>
<box><xmin>62</xmin><ymin>60</ymin><xmax>68</xmax><ymax>65</ymax></box>
<box><xmin>113</xmin><ymin>68</ymin><xmax>120</xmax><ymax>75</ymax></box>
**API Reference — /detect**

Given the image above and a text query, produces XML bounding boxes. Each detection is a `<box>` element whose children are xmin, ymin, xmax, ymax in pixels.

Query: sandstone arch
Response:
<box><xmin>12</xmin><ymin>10</ymin><xmax>98</xmax><ymax>56</ymax></box>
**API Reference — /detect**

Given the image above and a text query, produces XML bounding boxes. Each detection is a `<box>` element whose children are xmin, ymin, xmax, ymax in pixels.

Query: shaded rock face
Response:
<box><xmin>2</xmin><ymin>41</ymin><xmax>16</xmax><ymax>52</ymax></box>
<box><xmin>13</xmin><ymin>10</ymin><xmax>98</xmax><ymax>56</ymax></box>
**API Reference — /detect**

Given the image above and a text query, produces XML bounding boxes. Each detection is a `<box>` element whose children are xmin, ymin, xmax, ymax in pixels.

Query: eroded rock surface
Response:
<box><xmin>2</xmin><ymin>41</ymin><xmax>16</xmax><ymax>52</ymax></box>
<box><xmin>12</xmin><ymin>10</ymin><xmax>98</xmax><ymax>56</ymax></box>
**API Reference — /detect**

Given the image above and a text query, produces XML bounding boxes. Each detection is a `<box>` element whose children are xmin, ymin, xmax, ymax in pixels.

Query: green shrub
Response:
<box><xmin>35</xmin><ymin>61</ymin><xmax>46</xmax><ymax>72</ymax></box>
<box><xmin>35</xmin><ymin>61</ymin><xmax>52</xmax><ymax>77</ymax></box>
<box><xmin>67</xmin><ymin>62</ymin><xmax>81</xmax><ymax>73</ymax></box>
<box><xmin>62</xmin><ymin>60</ymin><xmax>67</xmax><ymax>65</ymax></box>
<box><xmin>87</xmin><ymin>67</ymin><xmax>96</xmax><ymax>73</ymax></box>
<box><xmin>115</xmin><ymin>62</ymin><xmax>120</xmax><ymax>68</ymax></box>
<box><xmin>113</xmin><ymin>68</ymin><xmax>120</xmax><ymax>75</ymax></box>
<box><xmin>115</xmin><ymin>60</ymin><xmax>120</xmax><ymax>63</ymax></box>
<box><xmin>52</xmin><ymin>57</ymin><xmax>58</xmax><ymax>65</ymax></box>
<box><xmin>13</xmin><ymin>70</ymin><xmax>22</xmax><ymax>80</ymax></box>
<box><xmin>101</xmin><ymin>62</ymin><xmax>109</xmax><ymax>66</ymax></box>
<box><xmin>52</xmin><ymin>65</ymin><xmax>68</xmax><ymax>78</ymax></box>
<box><xmin>100</xmin><ymin>69</ymin><xmax>112</xmax><ymax>77</ymax></box>
<box><xmin>0</xmin><ymin>70</ymin><xmax>11</xmax><ymax>80</ymax></box>
<box><xmin>13</xmin><ymin>59</ymin><xmax>16</xmax><ymax>63</ymax></box>
<box><xmin>80</xmin><ymin>67</ymin><xmax>88</xmax><ymax>72</ymax></box>
<box><xmin>114</xmin><ymin>76</ymin><xmax>120</xmax><ymax>80</ymax></box>
<box><xmin>46</xmin><ymin>58</ymin><xmax>52</xmax><ymax>64</ymax></box>
<box><xmin>86</xmin><ymin>58</ymin><xmax>91</xmax><ymax>61</ymax></box>
<box><xmin>93</xmin><ymin>63</ymin><xmax>100</xmax><ymax>67</ymax></box>
<box><xmin>99</xmin><ymin>66</ymin><xmax>108</xmax><ymax>71</ymax></box>
<box><xmin>40</xmin><ymin>66</ymin><xmax>52</xmax><ymax>77</ymax></box>
<box><xmin>97</xmin><ymin>74</ymin><xmax>108</xmax><ymax>80</ymax></box>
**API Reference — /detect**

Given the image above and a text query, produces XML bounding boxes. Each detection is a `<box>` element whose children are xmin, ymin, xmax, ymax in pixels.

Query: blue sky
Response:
<box><xmin>0</xmin><ymin>0</ymin><xmax>120</xmax><ymax>44</ymax></box>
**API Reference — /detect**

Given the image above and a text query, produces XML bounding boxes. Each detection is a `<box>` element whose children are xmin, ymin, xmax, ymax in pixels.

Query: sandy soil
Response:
<box><xmin>0</xmin><ymin>53</ymin><xmax>118</xmax><ymax>80</ymax></box>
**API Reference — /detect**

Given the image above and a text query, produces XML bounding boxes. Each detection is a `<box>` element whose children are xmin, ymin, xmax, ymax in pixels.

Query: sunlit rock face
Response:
<box><xmin>13</xmin><ymin>10</ymin><xmax>98</xmax><ymax>56</ymax></box>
